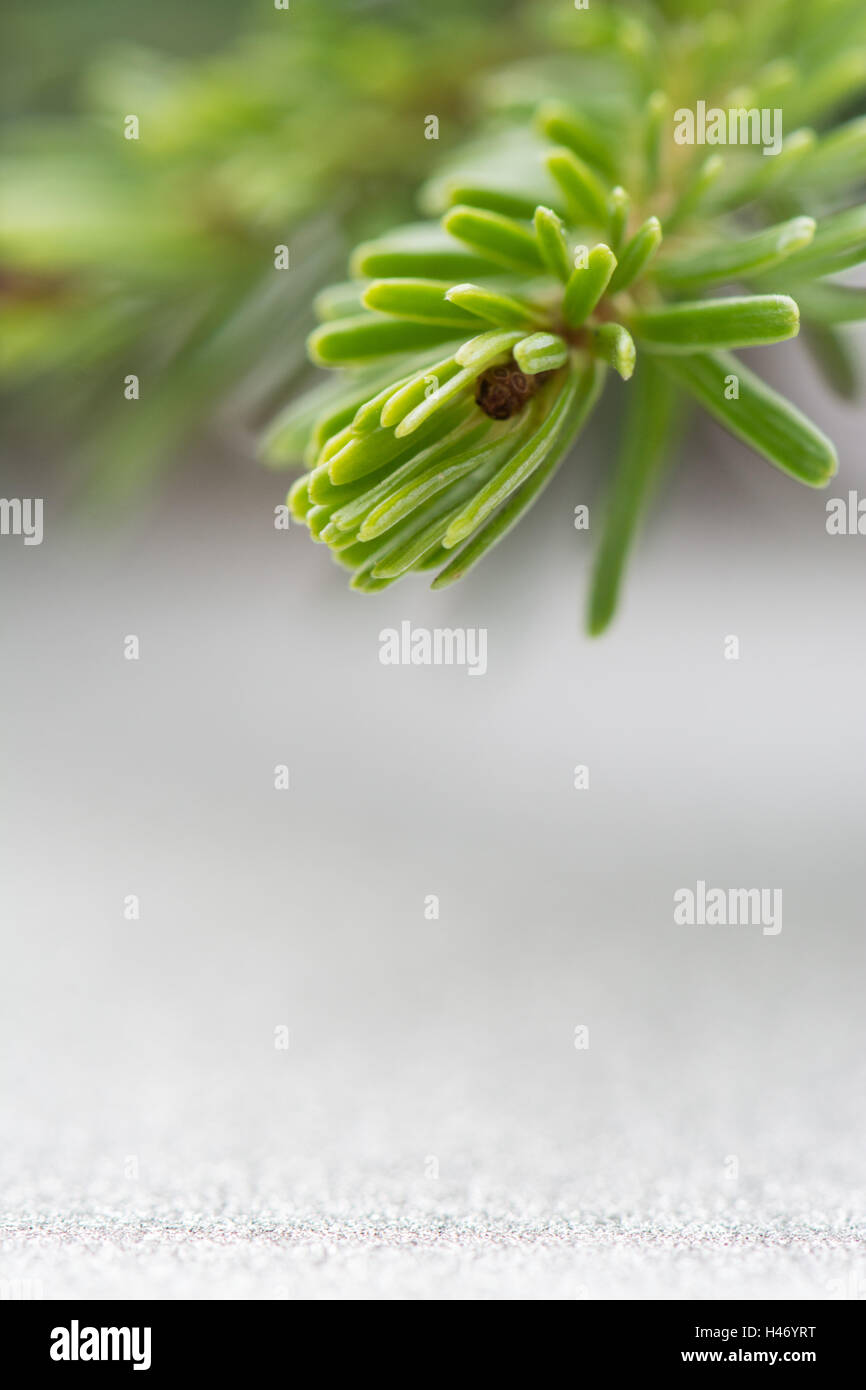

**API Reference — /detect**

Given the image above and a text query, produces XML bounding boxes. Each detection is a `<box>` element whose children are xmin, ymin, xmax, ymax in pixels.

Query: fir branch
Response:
<box><xmin>263</xmin><ymin>0</ymin><xmax>864</xmax><ymax>633</ymax></box>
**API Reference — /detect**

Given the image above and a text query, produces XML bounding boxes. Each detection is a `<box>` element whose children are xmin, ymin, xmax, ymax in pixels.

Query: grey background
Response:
<box><xmin>1</xmin><ymin>337</ymin><xmax>865</xmax><ymax>1299</ymax></box>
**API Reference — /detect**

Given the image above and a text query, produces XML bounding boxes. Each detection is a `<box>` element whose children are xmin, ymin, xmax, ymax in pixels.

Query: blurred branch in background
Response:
<box><xmin>0</xmin><ymin>0</ymin><xmax>540</xmax><ymax>499</ymax></box>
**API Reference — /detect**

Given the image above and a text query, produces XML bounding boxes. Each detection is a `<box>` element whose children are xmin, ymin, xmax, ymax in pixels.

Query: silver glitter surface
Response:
<box><xmin>2</xmin><ymin>350</ymin><xmax>865</xmax><ymax>1298</ymax></box>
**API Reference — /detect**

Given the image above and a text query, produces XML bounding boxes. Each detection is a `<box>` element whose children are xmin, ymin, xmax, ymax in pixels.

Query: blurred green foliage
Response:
<box><xmin>3</xmin><ymin>0</ymin><xmax>864</xmax><ymax>504</ymax></box>
<box><xmin>0</xmin><ymin>0</ymin><xmax>539</xmax><ymax>495</ymax></box>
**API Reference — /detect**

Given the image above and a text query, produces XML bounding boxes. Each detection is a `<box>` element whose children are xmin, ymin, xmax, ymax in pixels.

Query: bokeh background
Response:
<box><xmin>1</xmin><ymin>0</ymin><xmax>865</xmax><ymax>1300</ymax></box>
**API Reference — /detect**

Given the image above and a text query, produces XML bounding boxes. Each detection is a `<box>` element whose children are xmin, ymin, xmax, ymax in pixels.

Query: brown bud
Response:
<box><xmin>475</xmin><ymin>361</ymin><xmax>550</xmax><ymax>419</ymax></box>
